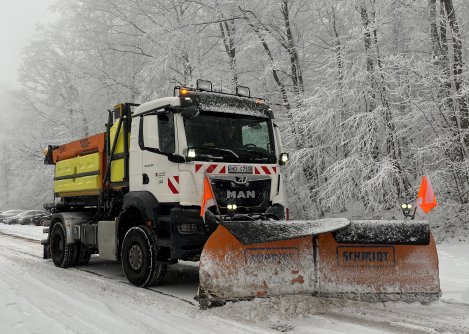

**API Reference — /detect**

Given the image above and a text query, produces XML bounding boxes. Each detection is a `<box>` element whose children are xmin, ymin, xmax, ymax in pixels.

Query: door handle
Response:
<box><xmin>142</xmin><ymin>173</ymin><xmax>149</xmax><ymax>184</ymax></box>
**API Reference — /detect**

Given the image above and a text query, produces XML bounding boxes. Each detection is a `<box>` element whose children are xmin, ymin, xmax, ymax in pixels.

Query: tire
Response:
<box><xmin>75</xmin><ymin>244</ymin><xmax>92</xmax><ymax>266</ymax></box>
<box><xmin>43</xmin><ymin>245</ymin><xmax>50</xmax><ymax>259</ymax></box>
<box><xmin>147</xmin><ymin>231</ymin><xmax>167</xmax><ymax>287</ymax></box>
<box><xmin>121</xmin><ymin>226</ymin><xmax>167</xmax><ymax>287</ymax></box>
<box><xmin>50</xmin><ymin>223</ymin><xmax>77</xmax><ymax>268</ymax></box>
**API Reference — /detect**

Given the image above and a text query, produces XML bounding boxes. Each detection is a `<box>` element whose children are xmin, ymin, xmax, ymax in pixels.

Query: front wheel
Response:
<box><xmin>121</xmin><ymin>226</ymin><xmax>167</xmax><ymax>287</ymax></box>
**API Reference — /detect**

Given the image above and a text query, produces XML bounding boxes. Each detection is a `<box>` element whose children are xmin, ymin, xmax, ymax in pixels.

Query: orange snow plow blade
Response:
<box><xmin>198</xmin><ymin>219</ymin><xmax>440</xmax><ymax>307</ymax></box>
<box><xmin>198</xmin><ymin>218</ymin><xmax>349</xmax><ymax>306</ymax></box>
<box><xmin>317</xmin><ymin>220</ymin><xmax>440</xmax><ymax>301</ymax></box>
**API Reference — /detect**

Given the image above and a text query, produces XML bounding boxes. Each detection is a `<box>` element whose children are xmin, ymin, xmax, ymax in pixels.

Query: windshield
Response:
<box><xmin>184</xmin><ymin>111</ymin><xmax>276</xmax><ymax>163</ymax></box>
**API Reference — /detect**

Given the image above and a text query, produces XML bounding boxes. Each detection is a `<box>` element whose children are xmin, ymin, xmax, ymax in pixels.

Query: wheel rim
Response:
<box><xmin>128</xmin><ymin>244</ymin><xmax>143</xmax><ymax>271</ymax></box>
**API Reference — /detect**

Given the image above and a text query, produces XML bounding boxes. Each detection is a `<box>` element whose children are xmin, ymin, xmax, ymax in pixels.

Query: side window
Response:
<box><xmin>158</xmin><ymin>114</ymin><xmax>175</xmax><ymax>153</ymax></box>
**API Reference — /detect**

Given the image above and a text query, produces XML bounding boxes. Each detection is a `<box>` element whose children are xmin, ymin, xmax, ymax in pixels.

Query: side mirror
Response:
<box><xmin>168</xmin><ymin>154</ymin><xmax>186</xmax><ymax>163</ymax></box>
<box><xmin>279</xmin><ymin>152</ymin><xmax>289</xmax><ymax>165</ymax></box>
<box><xmin>181</xmin><ymin>106</ymin><xmax>200</xmax><ymax>119</ymax></box>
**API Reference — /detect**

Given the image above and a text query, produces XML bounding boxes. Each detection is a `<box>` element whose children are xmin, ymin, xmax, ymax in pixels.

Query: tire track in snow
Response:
<box><xmin>0</xmin><ymin>233</ymin><xmax>269</xmax><ymax>334</ymax></box>
<box><xmin>2</xmin><ymin>230</ymin><xmax>469</xmax><ymax>334</ymax></box>
<box><xmin>74</xmin><ymin>267</ymin><xmax>198</xmax><ymax>306</ymax></box>
<box><xmin>0</xmin><ymin>231</ymin><xmax>200</xmax><ymax>306</ymax></box>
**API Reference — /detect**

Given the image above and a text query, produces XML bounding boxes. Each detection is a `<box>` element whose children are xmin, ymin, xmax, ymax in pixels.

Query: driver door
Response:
<box><xmin>140</xmin><ymin>113</ymin><xmax>179</xmax><ymax>203</ymax></box>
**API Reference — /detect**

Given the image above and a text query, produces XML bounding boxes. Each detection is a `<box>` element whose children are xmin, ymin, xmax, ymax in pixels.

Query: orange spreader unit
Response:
<box><xmin>198</xmin><ymin>219</ymin><xmax>440</xmax><ymax>307</ymax></box>
<box><xmin>51</xmin><ymin>133</ymin><xmax>106</xmax><ymax>163</ymax></box>
<box><xmin>48</xmin><ymin>133</ymin><xmax>107</xmax><ymax>197</ymax></box>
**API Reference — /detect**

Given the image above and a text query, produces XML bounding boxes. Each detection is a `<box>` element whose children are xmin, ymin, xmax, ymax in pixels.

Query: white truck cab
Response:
<box><xmin>131</xmin><ymin>89</ymin><xmax>287</xmax><ymax>213</ymax></box>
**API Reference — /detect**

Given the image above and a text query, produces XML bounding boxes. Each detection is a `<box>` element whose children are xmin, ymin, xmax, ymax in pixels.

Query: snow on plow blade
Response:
<box><xmin>198</xmin><ymin>219</ymin><xmax>440</xmax><ymax>307</ymax></box>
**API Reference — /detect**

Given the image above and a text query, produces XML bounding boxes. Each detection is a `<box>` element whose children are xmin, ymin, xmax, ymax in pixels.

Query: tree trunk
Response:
<box><xmin>280</xmin><ymin>0</ymin><xmax>304</xmax><ymax>103</ymax></box>
<box><xmin>429</xmin><ymin>0</ymin><xmax>469</xmax><ymax>204</ymax></box>
<box><xmin>359</xmin><ymin>1</ymin><xmax>379</xmax><ymax>160</ymax></box>
<box><xmin>219</xmin><ymin>19</ymin><xmax>238</xmax><ymax>88</ymax></box>
<box><xmin>441</xmin><ymin>0</ymin><xmax>469</xmax><ymax>151</ymax></box>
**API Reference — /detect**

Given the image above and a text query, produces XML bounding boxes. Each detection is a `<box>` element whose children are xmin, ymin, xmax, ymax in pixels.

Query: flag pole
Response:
<box><xmin>204</xmin><ymin>171</ymin><xmax>223</xmax><ymax>224</ymax></box>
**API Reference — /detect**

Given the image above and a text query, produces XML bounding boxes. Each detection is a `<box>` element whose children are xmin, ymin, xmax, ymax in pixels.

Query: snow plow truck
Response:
<box><xmin>42</xmin><ymin>80</ymin><xmax>440</xmax><ymax>307</ymax></box>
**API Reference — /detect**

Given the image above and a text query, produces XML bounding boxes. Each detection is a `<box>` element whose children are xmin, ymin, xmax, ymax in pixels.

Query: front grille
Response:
<box><xmin>210</xmin><ymin>178</ymin><xmax>271</xmax><ymax>210</ymax></box>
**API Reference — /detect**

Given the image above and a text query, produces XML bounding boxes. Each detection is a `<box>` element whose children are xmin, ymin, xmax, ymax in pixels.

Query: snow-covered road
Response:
<box><xmin>0</xmin><ymin>224</ymin><xmax>468</xmax><ymax>333</ymax></box>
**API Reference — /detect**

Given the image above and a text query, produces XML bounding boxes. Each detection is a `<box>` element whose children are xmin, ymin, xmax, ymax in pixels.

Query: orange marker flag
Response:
<box><xmin>415</xmin><ymin>175</ymin><xmax>437</xmax><ymax>216</ymax></box>
<box><xmin>200</xmin><ymin>173</ymin><xmax>218</xmax><ymax>220</ymax></box>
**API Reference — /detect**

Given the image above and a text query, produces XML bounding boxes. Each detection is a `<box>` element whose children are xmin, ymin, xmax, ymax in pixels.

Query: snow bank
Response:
<box><xmin>0</xmin><ymin>223</ymin><xmax>44</xmax><ymax>241</ymax></box>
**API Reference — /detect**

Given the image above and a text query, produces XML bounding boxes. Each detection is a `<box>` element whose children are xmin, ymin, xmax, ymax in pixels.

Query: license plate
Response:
<box><xmin>228</xmin><ymin>165</ymin><xmax>253</xmax><ymax>174</ymax></box>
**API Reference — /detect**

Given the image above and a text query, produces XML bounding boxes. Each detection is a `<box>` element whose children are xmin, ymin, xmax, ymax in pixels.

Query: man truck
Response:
<box><xmin>43</xmin><ymin>80</ymin><xmax>289</xmax><ymax>287</ymax></box>
<box><xmin>43</xmin><ymin>79</ymin><xmax>440</xmax><ymax>306</ymax></box>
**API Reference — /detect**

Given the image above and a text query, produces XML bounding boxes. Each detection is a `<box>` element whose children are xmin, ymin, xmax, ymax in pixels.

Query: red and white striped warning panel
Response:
<box><xmin>167</xmin><ymin>176</ymin><xmax>180</xmax><ymax>194</ymax></box>
<box><xmin>253</xmin><ymin>165</ymin><xmax>277</xmax><ymax>175</ymax></box>
<box><xmin>194</xmin><ymin>164</ymin><xmax>277</xmax><ymax>175</ymax></box>
<box><xmin>195</xmin><ymin>163</ymin><xmax>227</xmax><ymax>174</ymax></box>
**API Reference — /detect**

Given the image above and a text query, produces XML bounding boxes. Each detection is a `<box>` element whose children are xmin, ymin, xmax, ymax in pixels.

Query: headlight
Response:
<box><xmin>279</xmin><ymin>152</ymin><xmax>289</xmax><ymax>165</ymax></box>
<box><xmin>187</xmin><ymin>149</ymin><xmax>196</xmax><ymax>158</ymax></box>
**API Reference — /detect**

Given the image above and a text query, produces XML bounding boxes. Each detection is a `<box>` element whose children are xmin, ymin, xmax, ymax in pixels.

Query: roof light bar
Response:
<box><xmin>196</xmin><ymin>79</ymin><xmax>213</xmax><ymax>92</ymax></box>
<box><xmin>236</xmin><ymin>85</ymin><xmax>250</xmax><ymax>97</ymax></box>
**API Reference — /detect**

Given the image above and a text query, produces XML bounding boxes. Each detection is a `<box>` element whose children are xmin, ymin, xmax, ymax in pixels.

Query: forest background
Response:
<box><xmin>0</xmin><ymin>0</ymin><xmax>467</xmax><ymax>239</ymax></box>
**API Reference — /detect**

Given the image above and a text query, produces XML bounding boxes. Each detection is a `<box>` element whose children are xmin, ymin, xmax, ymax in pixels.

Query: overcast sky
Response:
<box><xmin>0</xmin><ymin>0</ymin><xmax>57</xmax><ymax>87</ymax></box>
<box><xmin>0</xmin><ymin>0</ymin><xmax>57</xmax><ymax>127</ymax></box>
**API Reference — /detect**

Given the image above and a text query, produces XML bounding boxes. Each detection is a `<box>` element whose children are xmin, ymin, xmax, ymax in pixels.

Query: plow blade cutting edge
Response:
<box><xmin>198</xmin><ymin>219</ymin><xmax>440</xmax><ymax>307</ymax></box>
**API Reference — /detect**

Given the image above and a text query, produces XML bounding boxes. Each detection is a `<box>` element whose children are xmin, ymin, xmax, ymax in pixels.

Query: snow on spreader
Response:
<box><xmin>198</xmin><ymin>218</ymin><xmax>440</xmax><ymax>307</ymax></box>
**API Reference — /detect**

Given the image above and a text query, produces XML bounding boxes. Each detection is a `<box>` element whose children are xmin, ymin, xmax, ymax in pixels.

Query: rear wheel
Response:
<box><xmin>50</xmin><ymin>223</ymin><xmax>77</xmax><ymax>268</ymax></box>
<box><xmin>75</xmin><ymin>244</ymin><xmax>92</xmax><ymax>266</ymax></box>
<box><xmin>121</xmin><ymin>226</ymin><xmax>167</xmax><ymax>287</ymax></box>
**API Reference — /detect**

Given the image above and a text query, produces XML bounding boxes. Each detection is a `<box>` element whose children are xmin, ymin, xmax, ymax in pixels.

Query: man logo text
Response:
<box><xmin>227</xmin><ymin>190</ymin><xmax>255</xmax><ymax>199</ymax></box>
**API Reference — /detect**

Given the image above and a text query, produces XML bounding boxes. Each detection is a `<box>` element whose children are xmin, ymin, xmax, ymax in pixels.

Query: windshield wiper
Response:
<box><xmin>190</xmin><ymin>146</ymin><xmax>239</xmax><ymax>160</ymax></box>
<box><xmin>231</xmin><ymin>147</ymin><xmax>273</xmax><ymax>158</ymax></box>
